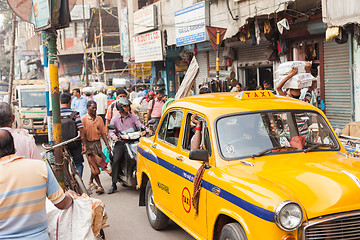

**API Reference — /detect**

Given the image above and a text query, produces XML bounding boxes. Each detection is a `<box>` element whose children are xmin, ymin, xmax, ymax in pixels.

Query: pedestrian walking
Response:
<box><xmin>129</xmin><ymin>86</ymin><xmax>137</xmax><ymax>102</ymax></box>
<box><xmin>0</xmin><ymin>129</ymin><xmax>74</xmax><ymax>239</ymax></box>
<box><xmin>146</xmin><ymin>90</ymin><xmax>165</xmax><ymax>133</ymax></box>
<box><xmin>81</xmin><ymin>101</ymin><xmax>111</xmax><ymax>194</ymax></box>
<box><xmin>71</xmin><ymin>88</ymin><xmax>88</xmax><ymax>117</ymax></box>
<box><xmin>94</xmin><ymin>89</ymin><xmax>108</xmax><ymax>124</ymax></box>
<box><xmin>60</xmin><ymin>92</ymin><xmax>87</xmax><ymax>177</ymax></box>
<box><xmin>0</xmin><ymin>102</ymin><xmax>42</xmax><ymax>160</ymax></box>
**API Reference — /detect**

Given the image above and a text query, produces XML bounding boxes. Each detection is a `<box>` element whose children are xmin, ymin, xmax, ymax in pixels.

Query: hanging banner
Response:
<box><xmin>133</xmin><ymin>30</ymin><xmax>163</xmax><ymax>63</ymax></box>
<box><xmin>120</xmin><ymin>7</ymin><xmax>130</xmax><ymax>62</ymax></box>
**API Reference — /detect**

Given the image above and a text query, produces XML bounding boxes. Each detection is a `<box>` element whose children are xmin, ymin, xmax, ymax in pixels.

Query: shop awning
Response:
<box><xmin>223</xmin><ymin>0</ymin><xmax>295</xmax><ymax>39</ymax></box>
<box><xmin>322</xmin><ymin>0</ymin><xmax>360</xmax><ymax>27</ymax></box>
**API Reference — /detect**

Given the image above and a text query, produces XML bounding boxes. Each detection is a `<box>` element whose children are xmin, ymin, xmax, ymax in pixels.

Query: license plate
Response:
<box><xmin>36</xmin><ymin>128</ymin><xmax>48</xmax><ymax>133</ymax></box>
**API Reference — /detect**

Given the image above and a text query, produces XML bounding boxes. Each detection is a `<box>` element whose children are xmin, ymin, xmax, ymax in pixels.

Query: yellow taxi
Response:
<box><xmin>136</xmin><ymin>90</ymin><xmax>360</xmax><ymax>240</ymax></box>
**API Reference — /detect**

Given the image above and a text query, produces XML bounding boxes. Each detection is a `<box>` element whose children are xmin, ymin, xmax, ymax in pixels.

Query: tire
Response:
<box><xmin>145</xmin><ymin>181</ymin><xmax>169</xmax><ymax>230</ymax></box>
<box><xmin>220</xmin><ymin>223</ymin><xmax>247</xmax><ymax>240</ymax></box>
<box><xmin>74</xmin><ymin>173</ymin><xmax>89</xmax><ymax>195</ymax></box>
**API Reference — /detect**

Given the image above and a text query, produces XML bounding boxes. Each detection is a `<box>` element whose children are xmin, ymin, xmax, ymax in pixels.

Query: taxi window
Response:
<box><xmin>157</xmin><ymin>110</ymin><xmax>183</xmax><ymax>147</ymax></box>
<box><xmin>182</xmin><ymin>113</ymin><xmax>212</xmax><ymax>156</ymax></box>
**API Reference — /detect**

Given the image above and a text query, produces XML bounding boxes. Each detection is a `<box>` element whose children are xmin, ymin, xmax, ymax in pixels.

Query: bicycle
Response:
<box><xmin>42</xmin><ymin>132</ymin><xmax>89</xmax><ymax>195</ymax></box>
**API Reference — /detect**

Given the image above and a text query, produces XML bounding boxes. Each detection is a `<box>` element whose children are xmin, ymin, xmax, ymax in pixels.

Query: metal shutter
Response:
<box><xmin>323</xmin><ymin>39</ymin><xmax>352</xmax><ymax>129</ymax></box>
<box><xmin>195</xmin><ymin>51</ymin><xmax>208</xmax><ymax>93</ymax></box>
<box><xmin>236</xmin><ymin>41</ymin><xmax>270</xmax><ymax>64</ymax></box>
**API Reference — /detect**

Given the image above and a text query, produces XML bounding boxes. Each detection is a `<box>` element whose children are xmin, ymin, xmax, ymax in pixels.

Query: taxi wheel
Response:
<box><xmin>219</xmin><ymin>223</ymin><xmax>247</xmax><ymax>240</ymax></box>
<box><xmin>145</xmin><ymin>181</ymin><xmax>169</xmax><ymax>230</ymax></box>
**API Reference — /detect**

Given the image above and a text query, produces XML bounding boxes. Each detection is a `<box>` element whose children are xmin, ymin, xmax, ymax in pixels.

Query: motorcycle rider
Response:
<box><xmin>108</xmin><ymin>98</ymin><xmax>145</xmax><ymax>194</ymax></box>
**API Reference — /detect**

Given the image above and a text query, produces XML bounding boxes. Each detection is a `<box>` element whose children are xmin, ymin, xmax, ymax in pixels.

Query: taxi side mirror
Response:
<box><xmin>189</xmin><ymin>149</ymin><xmax>209</xmax><ymax>163</ymax></box>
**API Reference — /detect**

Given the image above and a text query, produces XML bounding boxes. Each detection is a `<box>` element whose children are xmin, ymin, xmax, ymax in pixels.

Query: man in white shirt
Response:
<box><xmin>94</xmin><ymin>90</ymin><xmax>108</xmax><ymax>124</ymax></box>
<box><xmin>129</xmin><ymin>86</ymin><xmax>137</xmax><ymax>102</ymax></box>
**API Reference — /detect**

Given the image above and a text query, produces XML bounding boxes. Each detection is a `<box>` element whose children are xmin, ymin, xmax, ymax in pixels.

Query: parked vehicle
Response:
<box><xmin>13</xmin><ymin>85</ymin><xmax>47</xmax><ymax>136</ymax></box>
<box><xmin>137</xmin><ymin>90</ymin><xmax>359</xmax><ymax>240</ymax></box>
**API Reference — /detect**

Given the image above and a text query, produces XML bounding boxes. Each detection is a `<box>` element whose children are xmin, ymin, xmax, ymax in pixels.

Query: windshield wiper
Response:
<box><xmin>252</xmin><ymin>146</ymin><xmax>297</xmax><ymax>158</ymax></box>
<box><xmin>304</xmin><ymin>143</ymin><xmax>335</xmax><ymax>153</ymax></box>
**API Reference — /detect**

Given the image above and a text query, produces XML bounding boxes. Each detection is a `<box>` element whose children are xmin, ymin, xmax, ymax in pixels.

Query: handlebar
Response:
<box><xmin>42</xmin><ymin>132</ymin><xmax>81</xmax><ymax>151</ymax></box>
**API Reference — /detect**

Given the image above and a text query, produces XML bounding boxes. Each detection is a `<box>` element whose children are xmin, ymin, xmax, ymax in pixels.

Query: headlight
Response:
<box><xmin>23</xmin><ymin>119</ymin><xmax>31</xmax><ymax>126</ymax></box>
<box><xmin>275</xmin><ymin>201</ymin><xmax>303</xmax><ymax>231</ymax></box>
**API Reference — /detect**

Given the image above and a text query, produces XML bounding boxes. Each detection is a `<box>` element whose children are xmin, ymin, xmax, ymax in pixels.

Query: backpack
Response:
<box><xmin>61</xmin><ymin>111</ymin><xmax>79</xmax><ymax>149</ymax></box>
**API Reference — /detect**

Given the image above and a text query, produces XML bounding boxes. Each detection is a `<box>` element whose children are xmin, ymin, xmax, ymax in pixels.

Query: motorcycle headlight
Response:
<box><xmin>23</xmin><ymin>119</ymin><xmax>31</xmax><ymax>126</ymax></box>
<box><xmin>275</xmin><ymin>201</ymin><xmax>303</xmax><ymax>231</ymax></box>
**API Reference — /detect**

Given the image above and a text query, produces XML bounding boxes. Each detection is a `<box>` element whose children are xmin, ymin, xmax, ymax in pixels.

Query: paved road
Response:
<box><xmin>36</xmin><ymin>136</ymin><xmax>194</xmax><ymax>240</ymax></box>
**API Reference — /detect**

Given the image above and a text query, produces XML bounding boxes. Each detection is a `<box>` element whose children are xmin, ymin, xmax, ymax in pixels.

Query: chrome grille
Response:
<box><xmin>303</xmin><ymin>212</ymin><xmax>360</xmax><ymax>240</ymax></box>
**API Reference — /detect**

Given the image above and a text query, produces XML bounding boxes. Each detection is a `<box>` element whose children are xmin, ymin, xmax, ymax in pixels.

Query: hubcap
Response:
<box><xmin>147</xmin><ymin>187</ymin><xmax>157</xmax><ymax>220</ymax></box>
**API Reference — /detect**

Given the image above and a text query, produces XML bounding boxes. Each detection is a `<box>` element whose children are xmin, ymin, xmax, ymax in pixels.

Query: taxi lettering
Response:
<box><xmin>238</xmin><ymin>90</ymin><xmax>276</xmax><ymax>100</ymax></box>
<box><xmin>157</xmin><ymin>182</ymin><xmax>170</xmax><ymax>194</ymax></box>
<box><xmin>181</xmin><ymin>187</ymin><xmax>191</xmax><ymax>213</ymax></box>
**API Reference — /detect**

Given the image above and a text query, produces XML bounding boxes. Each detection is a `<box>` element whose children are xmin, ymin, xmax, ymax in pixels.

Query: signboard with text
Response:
<box><xmin>133</xmin><ymin>30</ymin><xmax>163</xmax><ymax>63</ymax></box>
<box><xmin>30</xmin><ymin>0</ymin><xmax>50</xmax><ymax>28</ymax></box>
<box><xmin>174</xmin><ymin>1</ymin><xmax>209</xmax><ymax>47</ymax></box>
<box><xmin>120</xmin><ymin>7</ymin><xmax>130</xmax><ymax>62</ymax></box>
<box><xmin>134</xmin><ymin>4</ymin><xmax>157</xmax><ymax>35</ymax></box>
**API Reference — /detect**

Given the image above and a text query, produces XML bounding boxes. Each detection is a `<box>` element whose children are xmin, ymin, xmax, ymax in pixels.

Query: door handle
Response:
<box><xmin>175</xmin><ymin>156</ymin><xmax>184</xmax><ymax>161</ymax></box>
<box><xmin>150</xmin><ymin>143</ymin><xmax>157</xmax><ymax>149</ymax></box>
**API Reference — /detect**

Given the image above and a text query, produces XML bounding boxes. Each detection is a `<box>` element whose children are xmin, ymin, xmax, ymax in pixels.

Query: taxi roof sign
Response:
<box><xmin>236</xmin><ymin>90</ymin><xmax>277</xmax><ymax>100</ymax></box>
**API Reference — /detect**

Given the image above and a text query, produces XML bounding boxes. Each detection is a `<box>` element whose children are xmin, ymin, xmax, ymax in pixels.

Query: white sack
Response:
<box><xmin>81</xmin><ymin>87</ymin><xmax>96</xmax><ymax>94</ymax></box>
<box><xmin>275</xmin><ymin>73</ymin><xmax>315</xmax><ymax>89</ymax></box>
<box><xmin>275</xmin><ymin>61</ymin><xmax>307</xmax><ymax>75</ymax></box>
<box><xmin>132</xmin><ymin>97</ymin><xmax>149</xmax><ymax>111</ymax></box>
<box><xmin>90</xmin><ymin>82</ymin><xmax>107</xmax><ymax>92</ymax></box>
<box><xmin>113</xmin><ymin>78</ymin><xmax>130</xmax><ymax>88</ymax></box>
<box><xmin>46</xmin><ymin>197</ymin><xmax>95</xmax><ymax>240</ymax></box>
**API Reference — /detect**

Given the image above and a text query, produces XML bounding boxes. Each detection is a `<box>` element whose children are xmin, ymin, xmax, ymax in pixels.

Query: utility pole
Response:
<box><xmin>7</xmin><ymin>12</ymin><xmax>16</xmax><ymax>104</ymax></box>
<box><xmin>46</xmin><ymin>30</ymin><xmax>64</xmax><ymax>189</ymax></box>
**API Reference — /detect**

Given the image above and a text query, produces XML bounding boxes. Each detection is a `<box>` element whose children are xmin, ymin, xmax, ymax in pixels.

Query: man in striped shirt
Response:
<box><xmin>0</xmin><ymin>129</ymin><xmax>73</xmax><ymax>239</ymax></box>
<box><xmin>61</xmin><ymin>93</ymin><xmax>87</xmax><ymax>177</ymax></box>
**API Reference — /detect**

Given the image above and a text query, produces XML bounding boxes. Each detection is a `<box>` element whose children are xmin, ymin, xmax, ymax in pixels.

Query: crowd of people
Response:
<box><xmin>0</xmin><ymin>65</ymin><xmax>318</xmax><ymax>238</ymax></box>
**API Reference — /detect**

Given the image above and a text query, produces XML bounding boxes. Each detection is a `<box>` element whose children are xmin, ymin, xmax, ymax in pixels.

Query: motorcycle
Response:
<box><xmin>108</xmin><ymin>124</ymin><xmax>144</xmax><ymax>187</ymax></box>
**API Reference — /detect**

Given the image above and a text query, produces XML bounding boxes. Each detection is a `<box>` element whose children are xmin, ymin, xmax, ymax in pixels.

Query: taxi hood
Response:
<box><xmin>223</xmin><ymin>152</ymin><xmax>360</xmax><ymax>219</ymax></box>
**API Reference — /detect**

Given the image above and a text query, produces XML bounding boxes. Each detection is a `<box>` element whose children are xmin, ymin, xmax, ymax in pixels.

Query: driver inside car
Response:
<box><xmin>108</xmin><ymin>98</ymin><xmax>145</xmax><ymax>194</ymax></box>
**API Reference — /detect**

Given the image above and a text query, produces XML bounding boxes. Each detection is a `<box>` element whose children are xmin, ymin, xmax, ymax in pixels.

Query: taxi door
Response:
<box><xmin>150</xmin><ymin>109</ymin><xmax>184</xmax><ymax>213</ymax></box>
<box><xmin>169</xmin><ymin>111</ymin><xmax>211</xmax><ymax>239</ymax></box>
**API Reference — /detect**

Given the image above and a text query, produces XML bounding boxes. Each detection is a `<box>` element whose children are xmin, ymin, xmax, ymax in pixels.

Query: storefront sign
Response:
<box><xmin>134</xmin><ymin>4</ymin><xmax>157</xmax><ymax>35</ymax></box>
<box><xmin>133</xmin><ymin>30</ymin><xmax>163</xmax><ymax>63</ymax></box>
<box><xmin>130</xmin><ymin>62</ymin><xmax>152</xmax><ymax>77</ymax></box>
<box><xmin>174</xmin><ymin>1</ymin><xmax>209</xmax><ymax>47</ymax></box>
<box><xmin>120</xmin><ymin>7</ymin><xmax>130</xmax><ymax>62</ymax></box>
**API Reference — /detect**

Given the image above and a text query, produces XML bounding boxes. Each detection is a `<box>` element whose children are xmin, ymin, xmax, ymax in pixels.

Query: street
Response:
<box><xmin>36</xmin><ymin>136</ymin><xmax>194</xmax><ymax>240</ymax></box>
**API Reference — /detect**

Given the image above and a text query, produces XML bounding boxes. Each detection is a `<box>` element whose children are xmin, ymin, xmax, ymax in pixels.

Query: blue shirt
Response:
<box><xmin>71</xmin><ymin>95</ymin><xmax>88</xmax><ymax>117</ymax></box>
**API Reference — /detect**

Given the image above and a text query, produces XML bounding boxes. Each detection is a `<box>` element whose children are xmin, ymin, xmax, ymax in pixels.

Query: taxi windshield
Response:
<box><xmin>216</xmin><ymin>111</ymin><xmax>339</xmax><ymax>160</ymax></box>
